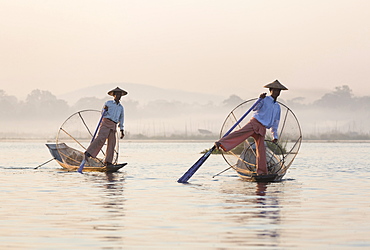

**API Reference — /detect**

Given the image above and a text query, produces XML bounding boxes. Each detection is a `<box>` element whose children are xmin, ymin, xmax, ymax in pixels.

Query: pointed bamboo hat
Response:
<box><xmin>264</xmin><ymin>80</ymin><xmax>288</xmax><ymax>90</ymax></box>
<box><xmin>107</xmin><ymin>87</ymin><xmax>128</xmax><ymax>96</ymax></box>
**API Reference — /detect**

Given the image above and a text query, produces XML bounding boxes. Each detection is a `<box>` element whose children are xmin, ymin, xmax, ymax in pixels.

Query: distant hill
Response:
<box><xmin>58</xmin><ymin>82</ymin><xmax>226</xmax><ymax>105</ymax></box>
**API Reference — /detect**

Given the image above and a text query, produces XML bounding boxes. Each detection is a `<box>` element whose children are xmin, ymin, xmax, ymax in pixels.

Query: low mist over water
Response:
<box><xmin>1</xmin><ymin>83</ymin><xmax>369</xmax><ymax>139</ymax></box>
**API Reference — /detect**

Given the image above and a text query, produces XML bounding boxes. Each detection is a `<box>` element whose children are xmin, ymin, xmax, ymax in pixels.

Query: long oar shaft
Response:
<box><xmin>177</xmin><ymin>98</ymin><xmax>262</xmax><ymax>183</ymax></box>
<box><xmin>222</xmin><ymin>98</ymin><xmax>262</xmax><ymax>137</ymax></box>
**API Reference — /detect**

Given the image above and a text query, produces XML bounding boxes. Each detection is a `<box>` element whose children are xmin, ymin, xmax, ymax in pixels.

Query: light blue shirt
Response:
<box><xmin>252</xmin><ymin>96</ymin><xmax>281</xmax><ymax>139</ymax></box>
<box><xmin>103</xmin><ymin>100</ymin><xmax>124</xmax><ymax>130</ymax></box>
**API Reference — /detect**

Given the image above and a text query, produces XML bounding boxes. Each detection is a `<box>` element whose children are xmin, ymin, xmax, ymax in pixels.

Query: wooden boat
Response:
<box><xmin>46</xmin><ymin>143</ymin><xmax>126</xmax><ymax>173</ymax></box>
<box><xmin>235</xmin><ymin>170</ymin><xmax>279</xmax><ymax>182</ymax></box>
<box><xmin>231</xmin><ymin>145</ymin><xmax>285</xmax><ymax>182</ymax></box>
<box><xmin>219</xmin><ymin>99</ymin><xmax>302</xmax><ymax>182</ymax></box>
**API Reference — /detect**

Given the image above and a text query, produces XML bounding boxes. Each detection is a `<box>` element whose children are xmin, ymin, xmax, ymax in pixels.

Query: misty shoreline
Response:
<box><xmin>1</xmin><ymin>138</ymin><xmax>370</xmax><ymax>144</ymax></box>
<box><xmin>1</xmin><ymin>84</ymin><xmax>370</xmax><ymax>140</ymax></box>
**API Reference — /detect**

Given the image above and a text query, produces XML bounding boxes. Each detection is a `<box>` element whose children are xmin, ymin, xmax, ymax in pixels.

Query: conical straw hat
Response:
<box><xmin>264</xmin><ymin>80</ymin><xmax>288</xmax><ymax>90</ymax></box>
<box><xmin>107</xmin><ymin>87</ymin><xmax>128</xmax><ymax>96</ymax></box>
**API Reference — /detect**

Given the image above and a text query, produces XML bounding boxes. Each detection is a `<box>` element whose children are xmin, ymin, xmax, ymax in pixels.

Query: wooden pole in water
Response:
<box><xmin>34</xmin><ymin>158</ymin><xmax>54</xmax><ymax>169</ymax></box>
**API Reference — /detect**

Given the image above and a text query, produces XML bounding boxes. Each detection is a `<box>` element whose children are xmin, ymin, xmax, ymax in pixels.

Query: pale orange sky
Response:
<box><xmin>1</xmin><ymin>0</ymin><xmax>370</xmax><ymax>101</ymax></box>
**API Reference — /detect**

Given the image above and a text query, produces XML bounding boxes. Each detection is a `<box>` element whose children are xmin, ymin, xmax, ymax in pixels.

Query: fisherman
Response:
<box><xmin>84</xmin><ymin>87</ymin><xmax>127</xmax><ymax>166</ymax></box>
<box><xmin>215</xmin><ymin>80</ymin><xmax>288</xmax><ymax>175</ymax></box>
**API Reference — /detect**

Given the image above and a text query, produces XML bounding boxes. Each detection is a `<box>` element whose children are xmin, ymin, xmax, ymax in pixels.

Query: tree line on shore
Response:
<box><xmin>1</xmin><ymin>85</ymin><xmax>369</xmax><ymax>139</ymax></box>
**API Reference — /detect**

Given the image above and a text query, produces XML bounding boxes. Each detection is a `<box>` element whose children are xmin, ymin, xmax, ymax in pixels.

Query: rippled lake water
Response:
<box><xmin>0</xmin><ymin>140</ymin><xmax>369</xmax><ymax>249</ymax></box>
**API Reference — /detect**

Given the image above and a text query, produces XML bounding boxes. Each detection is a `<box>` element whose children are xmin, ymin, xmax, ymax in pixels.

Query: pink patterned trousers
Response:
<box><xmin>217</xmin><ymin>118</ymin><xmax>268</xmax><ymax>174</ymax></box>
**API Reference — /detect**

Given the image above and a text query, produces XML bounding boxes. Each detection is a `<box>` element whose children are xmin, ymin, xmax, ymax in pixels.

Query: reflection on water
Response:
<box><xmin>0</xmin><ymin>166</ymin><xmax>128</xmax><ymax>249</ymax></box>
<box><xmin>84</xmin><ymin>173</ymin><xmax>126</xmax><ymax>246</ymax></box>
<box><xmin>219</xmin><ymin>181</ymin><xmax>284</xmax><ymax>247</ymax></box>
<box><xmin>0</xmin><ymin>141</ymin><xmax>370</xmax><ymax>249</ymax></box>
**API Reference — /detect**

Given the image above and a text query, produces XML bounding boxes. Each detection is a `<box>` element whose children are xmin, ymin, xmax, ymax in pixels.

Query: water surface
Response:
<box><xmin>0</xmin><ymin>141</ymin><xmax>369</xmax><ymax>249</ymax></box>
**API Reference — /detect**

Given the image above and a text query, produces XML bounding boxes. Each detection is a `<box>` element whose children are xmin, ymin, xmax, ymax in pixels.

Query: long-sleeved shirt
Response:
<box><xmin>103</xmin><ymin>100</ymin><xmax>124</xmax><ymax>130</ymax></box>
<box><xmin>252</xmin><ymin>96</ymin><xmax>281</xmax><ymax>139</ymax></box>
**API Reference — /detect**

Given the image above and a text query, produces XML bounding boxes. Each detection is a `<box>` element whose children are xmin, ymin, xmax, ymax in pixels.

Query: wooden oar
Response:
<box><xmin>78</xmin><ymin>110</ymin><xmax>106</xmax><ymax>174</ymax></box>
<box><xmin>177</xmin><ymin>98</ymin><xmax>262</xmax><ymax>183</ymax></box>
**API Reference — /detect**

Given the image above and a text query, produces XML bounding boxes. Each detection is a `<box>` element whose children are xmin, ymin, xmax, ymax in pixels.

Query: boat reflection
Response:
<box><xmin>220</xmin><ymin>181</ymin><xmax>282</xmax><ymax>247</ymax></box>
<box><xmin>84</xmin><ymin>172</ymin><xmax>126</xmax><ymax>247</ymax></box>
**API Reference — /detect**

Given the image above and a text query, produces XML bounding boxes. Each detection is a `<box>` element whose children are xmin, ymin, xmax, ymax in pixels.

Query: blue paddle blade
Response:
<box><xmin>77</xmin><ymin>159</ymin><xmax>86</xmax><ymax>174</ymax></box>
<box><xmin>177</xmin><ymin>146</ymin><xmax>215</xmax><ymax>183</ymax></box>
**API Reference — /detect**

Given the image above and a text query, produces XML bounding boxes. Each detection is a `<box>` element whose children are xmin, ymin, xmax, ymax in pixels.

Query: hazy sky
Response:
<box><xmin>1</xmin><ymin>0</ymin><xmax>370</xmax><ymax>101</ymax></box>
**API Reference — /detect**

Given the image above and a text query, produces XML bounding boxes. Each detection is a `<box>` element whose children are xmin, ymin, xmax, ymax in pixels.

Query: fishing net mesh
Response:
<box><xmin>56</xmin><ymin>110</ymin><xmax>119</xmax><ymax>167</ymax></box>
<box><xmin>219</xmin><ymin>98</ymin><xmax>302</xmax><ymax>176</ymax></box>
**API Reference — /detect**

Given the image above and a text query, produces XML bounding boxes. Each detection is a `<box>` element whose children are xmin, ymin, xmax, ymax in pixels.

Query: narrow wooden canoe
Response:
<box><xmin>233</xmin><ymin>146</ymin><xmax>285</xmax><ymax>182</ymax></box>
<box><xmin>234</xmin><ymin>166</ymin><xmax>280</xmax><ymax>182</ymax></box>
<box><xmin>46</xmin><ymin>143</ymin><xmax>127</xmax><ymax>173</ymax></box>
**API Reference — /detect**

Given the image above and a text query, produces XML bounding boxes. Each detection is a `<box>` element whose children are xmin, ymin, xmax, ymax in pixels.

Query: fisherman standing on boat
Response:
<box><xmin>84</xmin><ymin>87</ymin><xmax>127</xmax><ymax>166</ymax></box>
<box><xmin>215</xmin><ymin>80</ymin><xmax>288</xmax><ymax>175</ymax></box>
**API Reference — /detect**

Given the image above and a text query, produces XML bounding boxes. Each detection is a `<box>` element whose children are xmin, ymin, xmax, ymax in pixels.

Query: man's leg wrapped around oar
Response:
<box><xmin>216</xmin><ymin>117</ymin><xmax>268</xmax><ymax>175</ymax></box>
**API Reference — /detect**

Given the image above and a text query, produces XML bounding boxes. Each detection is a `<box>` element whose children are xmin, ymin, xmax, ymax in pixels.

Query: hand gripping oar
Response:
<box><xmin>177</xmin><ymin>98</ymin><xmax>262</xmax><ymax>183</ymax></box>
<box><xmin>78</xmin><ymin>110</ymin><xmax>106</xmax><ymax>173</ymax></box>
